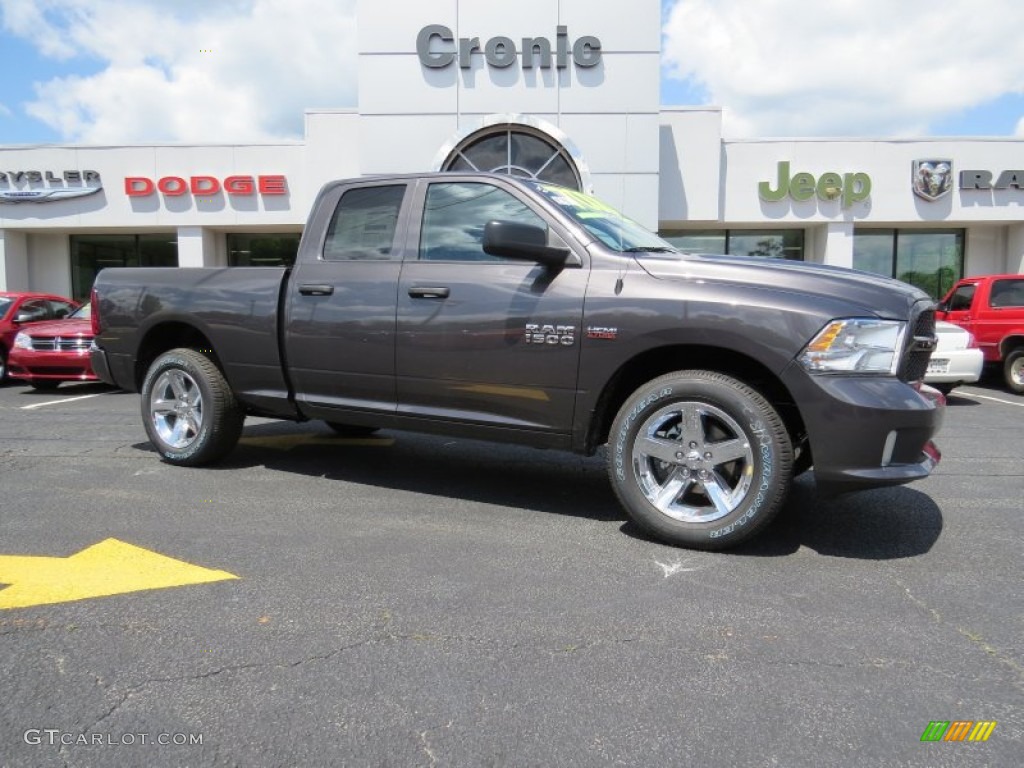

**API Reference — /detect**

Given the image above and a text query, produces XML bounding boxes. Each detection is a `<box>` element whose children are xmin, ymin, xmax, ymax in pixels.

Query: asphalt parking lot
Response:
<box><xmin>0</xmin><ymin>373</ymin><xmax>1021</xmax><ymax>767</ymax></box>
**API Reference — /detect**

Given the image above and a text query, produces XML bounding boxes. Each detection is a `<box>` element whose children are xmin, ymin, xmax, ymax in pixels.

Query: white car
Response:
<box><xmin>925</xmin><ymin>320</ymin><xmax>984</xmax><ymax>394</ymax></box>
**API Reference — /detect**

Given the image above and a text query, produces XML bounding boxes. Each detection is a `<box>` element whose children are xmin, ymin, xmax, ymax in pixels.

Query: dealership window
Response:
<box><xmin>659</xmin><ymin>229</ymin><xmax>805</xmax><ymax>260</ymax></box>
<box><xmin>70</xmin><ymin>234</ymin><xmax>178</xmax><ymax>301</ymax></box>
<box><xmin>443</xmin><ymin>126</ymin><xmax>581</xmax><ymax>190</ymax></box>
<box><xmin>853</xmin><ymin>229</ymin><xmax>964</xmax><ymax>299</ymax></box>
<box><xmin>227</xmin><ymin>233</ymin><xmax>300</xmax><ymax>267</ymax></box>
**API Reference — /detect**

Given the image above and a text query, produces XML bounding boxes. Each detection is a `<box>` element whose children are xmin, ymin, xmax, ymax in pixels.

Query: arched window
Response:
<box><xmin>442</xmin><ymin>126</ymin><xmax>581</xmax><ymax>190</ymax></box>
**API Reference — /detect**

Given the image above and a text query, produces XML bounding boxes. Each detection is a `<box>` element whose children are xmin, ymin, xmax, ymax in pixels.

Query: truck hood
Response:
<box><xmin>634</xmin><ymin>252</ymin><xmax>932</xmax><ymax>319</ymax></box>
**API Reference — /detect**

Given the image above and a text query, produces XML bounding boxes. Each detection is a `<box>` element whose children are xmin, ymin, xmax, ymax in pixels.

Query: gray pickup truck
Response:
<box><xmin>90</xmin><ymin>173</ymin><xmax>943</xmax><ymax>549</ymax></box>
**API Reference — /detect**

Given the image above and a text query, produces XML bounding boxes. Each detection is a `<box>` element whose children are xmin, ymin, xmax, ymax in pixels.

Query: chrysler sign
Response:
<box><xmin>0</xmin><ymin>170</ymin><xmax>102</xmax><ymax>204</ymax></box>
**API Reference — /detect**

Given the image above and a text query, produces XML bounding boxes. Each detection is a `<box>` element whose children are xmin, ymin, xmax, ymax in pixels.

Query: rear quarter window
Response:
<box><xmin>989</xmin><ymin>278</ymin><xmax>1024</xmax><ymax>308</ymax></box>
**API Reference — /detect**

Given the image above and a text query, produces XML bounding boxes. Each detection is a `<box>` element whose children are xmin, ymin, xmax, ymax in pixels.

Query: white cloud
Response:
<box><xmin>2</xmin><ymin>0</ymin><xmax>357</xmax><ymax>143</ymax></box>
<box><xmin>663</xmin><ymin>0</ymin><xmax>1024</xmax><ymax>137</ymax></box>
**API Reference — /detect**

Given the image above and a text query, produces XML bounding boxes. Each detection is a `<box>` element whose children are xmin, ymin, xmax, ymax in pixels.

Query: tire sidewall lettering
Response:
<box><xmin>709</xmin><ymin>416</ymin><xmax>775</xmax><ymax>539</ymax></box>
<box><xmin>613</xmin><ymin>386</ymin><xmax>673</xmax><ymax>482</ymax></box>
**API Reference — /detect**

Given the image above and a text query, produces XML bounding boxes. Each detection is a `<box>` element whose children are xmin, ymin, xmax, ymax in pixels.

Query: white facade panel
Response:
<box><xmin>558</xmin><ymin>53</ymin><xmax>660</xmax><ymax>115</ymax></box>
<box><xmin>27</xmin><ymin>234</ymin><xmax>71</xmax><ymax>297</ymax></box>
<box><xmin>360</xmin><ymin>114</ymin><xmax>460</xmax><ymax>175</ymax></box>
<box><xmin>588</xmin><ymin>173</ymin><xmax>660</xmax><ymax>230</ymax></box>
<box><xmin>357</xmin><ymin>0</ymin><xmax>456</xmax><ymax>53</ymax></box>
<box><xmin>965</xmin><ymin>227</ymin><xmax>1006</xmax><ymax>277</ymax></box>
<box><xmin>559</xmin><ymin>0</ymin><xmax>661</xmax><ymax>52</ymax></box>
<box><xmin>658</xmin><ymin>108</ymin><xmax>723</xmax><ymax>224</ymax></box>
<box><xmin>303</xmin><ymin>111</ymin><xmax>363</xmax><ymax>187</ymax></box>
<box><xmin>1007</xmin><ymin>224</ymin><xmax>1024</xmax><ymax>274</ymax></box>
<box><xmin>558</xmin><ymin>113</ymin><xmax>659</xmax><ymax>175</ymax></box>
<box><xmin>0</xmin><ymin>230</ymin><xmax>29</xmax><ymax>292</ymax></box>
<box><xmin>457</xmin><ymin>0</ymin><xmax>559</xmax><ymax>43</ymax></box>
<box><xmin>455</xmin><ymin>66</ymin><xmax>560</xmax><ymax>115</ymax></box>
<box><xmin>359</xmin><ymin>55</ymin><xmax>458</xmax><ymax>115</ymax></box>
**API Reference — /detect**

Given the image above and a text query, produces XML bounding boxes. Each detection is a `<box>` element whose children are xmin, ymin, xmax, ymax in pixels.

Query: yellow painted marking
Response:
<box><xmin>452</xmin><ymin>383</ymin><xmax>550</xmax><ymax>401</ymax></box>
<box><xmin>0</xmin><ymin>538</ymin><xmax>238</xmax><ymax>610</ymax></box>
<box><xmin>238</xmin><ymin>434</ymin><xmax>394</xmax><ymax>450</ymax></box>
<box><xmin>969</xmin><ymin>721</ymin><xmax>997</xmax><ymax>742</ymax></box>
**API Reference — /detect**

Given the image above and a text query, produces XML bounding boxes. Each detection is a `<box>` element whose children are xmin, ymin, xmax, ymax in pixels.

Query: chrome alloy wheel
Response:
<box><xmin>631</xmin><ymin>401</ymin><xmax>755</xmax><ymax>524</ymax></box>
<box><xmin>149</xmin><ymin>369</ymin><xmax>204</xmax><ymax>450</ymax></box>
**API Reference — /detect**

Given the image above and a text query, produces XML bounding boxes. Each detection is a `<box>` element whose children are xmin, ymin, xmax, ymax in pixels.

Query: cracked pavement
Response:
<box><xmin>0</xmin><ymin>378</ymin><xmax>1021</xmax><ymax>767</ymax></box>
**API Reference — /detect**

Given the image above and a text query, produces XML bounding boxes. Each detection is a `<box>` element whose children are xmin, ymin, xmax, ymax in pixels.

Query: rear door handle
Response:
<box><xmin>298</xmin><ymin>284</ymin><xmax>334</xmax><ymax>296</ymax></box>
<box><xmin>408</xmin><ymin>286</ymin><xmax>450</xmax><ymax>299</ymax></box>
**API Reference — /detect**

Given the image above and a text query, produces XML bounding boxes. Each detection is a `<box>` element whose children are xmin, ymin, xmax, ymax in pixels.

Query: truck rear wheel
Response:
<box><xmin>608</xmin><ymin>371</ymin><xmax>792</xmax><ymax>550</ymax></box>
<box><xmin>141</xmin><ymin>348</ymin><xmax>244</xmax><ymax>466</ymax></box>
<box><xmin>1005</xmin><ymin>350</ymin><xmax>1024</xmax><ymax>394</ymax></box>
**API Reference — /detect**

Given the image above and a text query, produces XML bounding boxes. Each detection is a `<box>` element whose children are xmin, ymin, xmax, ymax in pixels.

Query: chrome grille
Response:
<box><xmin>30</xmin><ymin>335</ymin><xmax>94</xmax><ymax>352</ymax></box>
<box><xmin>898</xmin><ymin>308</ymin><xmax>936</xmax><ymax>383</ymax></box>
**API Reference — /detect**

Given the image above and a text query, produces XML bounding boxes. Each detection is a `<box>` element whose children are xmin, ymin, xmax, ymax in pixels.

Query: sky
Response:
<box><xmin>0</xmin><ymin>0</ymin><xmax>1022</xmax><ymax>146</ymax></box>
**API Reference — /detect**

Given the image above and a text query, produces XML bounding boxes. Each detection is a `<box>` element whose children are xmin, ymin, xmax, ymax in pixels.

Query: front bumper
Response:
<box><xmin>781</xmin><ymin>366</ymin><xmax>944</xmax><ymax>496</ymax></box>
<box><xmin>7</xmin><ymin>348</ymin><xmax>97</xmax><ymax>383</ymax></box>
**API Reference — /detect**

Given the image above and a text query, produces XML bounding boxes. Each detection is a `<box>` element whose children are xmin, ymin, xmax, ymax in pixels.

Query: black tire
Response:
<box><xmin>1004</xmin><ymin>350</ymin><xmax>1024</xmax><ymax>394</ymax></box>
<box><xmin>324</xmin><ymin>421</ymin><xmax>379</xmax><ymax>437</ymax></box>
<box><xmin>608</xmin><ymin>371</ymin><xmax>793</xmax><ymax>550</ymax></box>
<box><xmin>0</xmin><ymin>349</ymin><xmax>7</xmax><ymax>385</ymax></box>
<box><xmin>31</xmin><ymin>381</ymin><xmax>61</xmax><ymax>391</ymax></box>
<box><xmin>141</xmin><ymin>348</ymin><xmax>244</xmax><ymax>466</ymax></box>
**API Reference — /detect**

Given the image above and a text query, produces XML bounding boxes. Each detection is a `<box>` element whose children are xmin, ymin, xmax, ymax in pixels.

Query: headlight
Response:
<box><xmin>798</xmin><ymin>319</ymin><xmax>906</xmax><ymax>374</ymax></box>
<box><xmin>13</xmin><ymin>332</ymin><xmax>33</xmax><ymax>350</ymax></box>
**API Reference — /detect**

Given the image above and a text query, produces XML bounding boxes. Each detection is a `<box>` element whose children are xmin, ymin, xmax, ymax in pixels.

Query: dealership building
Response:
<box><xmin>1</xmin><ymin>0</ymin><xmax>1022</xmax><ymax>302</ymax></box>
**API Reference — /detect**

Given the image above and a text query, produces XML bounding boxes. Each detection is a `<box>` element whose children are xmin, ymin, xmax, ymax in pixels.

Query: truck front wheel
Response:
<box><xmin>608</xmin><ymin>371</ymin><xmax>793</xmax><ymax>550</ymax></box>
<box><xmin>141</xmin><ymin>348</ymin><xmax>244</xmax><ymax>466</ymax></box>
<box><xmin>1004</xmin><ymin>349</ymin><xmax>1024</xmax><ymax>394</ymax></box>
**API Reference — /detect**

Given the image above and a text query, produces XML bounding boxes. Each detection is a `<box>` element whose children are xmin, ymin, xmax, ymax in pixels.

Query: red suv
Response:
<box><xmin>937</xmin><ymin>274</ymin><xmax>1024</xmax><ymax>393</ymax></box>
<box><xmin>0</xmin><ymin>292</ymin><xmax>80</xmax><ymax>384</ymax></box>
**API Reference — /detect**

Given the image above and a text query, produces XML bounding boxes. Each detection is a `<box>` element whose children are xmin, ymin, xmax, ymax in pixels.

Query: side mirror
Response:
<box><xmin>483</xmin><ymin>220</ymin><xmax>571</xmax><ymax>270</ymax></box>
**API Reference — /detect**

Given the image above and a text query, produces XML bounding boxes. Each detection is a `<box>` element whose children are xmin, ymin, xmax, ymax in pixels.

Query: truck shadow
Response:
<box><xmin>694</xmin><ymin>477</ymin><xmax>942</xmax><ymax>559</ymax></box>
<box><xmin>139</xmin><ymin>421</ymin><xmax>944</xmax><ymax>559</ymax></box>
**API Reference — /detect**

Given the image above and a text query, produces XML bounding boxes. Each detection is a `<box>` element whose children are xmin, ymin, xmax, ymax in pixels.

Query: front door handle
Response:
<box><xmin>298</xmin><ymin>284</ymin><xmax>334</xmax><ymax>296</ymax></box>
<box><xmin>408</xmin><ymin>286</ymin><xmax>450</xmax><ymax>299</ymax></box>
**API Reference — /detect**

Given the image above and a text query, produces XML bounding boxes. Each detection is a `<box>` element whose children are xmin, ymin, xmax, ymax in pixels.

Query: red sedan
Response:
<box><xmin>7</xmin><ymin>303</ymin><xmax>97</xmax><ymax>390</ymax></box>
<box><xmin>0</xmin><ymin>292</ymin><xmax>80</xmax><ymax>384</ymax></box>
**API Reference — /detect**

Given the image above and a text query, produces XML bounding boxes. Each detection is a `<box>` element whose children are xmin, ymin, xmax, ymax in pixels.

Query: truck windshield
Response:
<box><xmin>531</xmin><ymin>183</ymin><xmax>677</xmax><ymax>253</ymax></box>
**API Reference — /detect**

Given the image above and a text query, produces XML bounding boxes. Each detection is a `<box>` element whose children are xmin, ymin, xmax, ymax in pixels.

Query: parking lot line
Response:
<box><xmin>19</xmin><ymin>392</ymin><xmax>110</xmax><ymax>410</ymax></box>
<box><xmin>956</xmin><ymin>390</ymin><xmax>1024</xmax><ymax>408</ymax></box>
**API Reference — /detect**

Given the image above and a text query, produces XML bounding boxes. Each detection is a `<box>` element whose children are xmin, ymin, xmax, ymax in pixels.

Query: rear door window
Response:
<box><xmin>323</xmin><ymin>185</ymin><xmax>406</xmax><ymax>261</ymax></box>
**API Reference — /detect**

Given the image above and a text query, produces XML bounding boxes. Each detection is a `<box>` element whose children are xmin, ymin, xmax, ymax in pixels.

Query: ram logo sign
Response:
<box><xmin>912</xmin><ymin>160</ymin><xmax>954</xmax><ymax>201</ymax></box>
